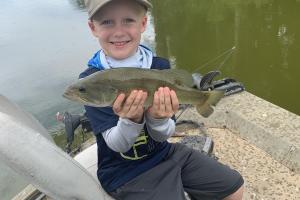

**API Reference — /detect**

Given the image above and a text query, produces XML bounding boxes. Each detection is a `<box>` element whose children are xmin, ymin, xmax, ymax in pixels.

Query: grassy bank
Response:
<box><xmin>52</xmin><ymin>128</ymin><xmax>94</xmax><ymax>155</ymax></box>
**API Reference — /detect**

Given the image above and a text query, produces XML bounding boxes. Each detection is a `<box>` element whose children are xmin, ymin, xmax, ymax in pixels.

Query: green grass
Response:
<box><xmin>52</xmin><ymin>127</ymin><xmax>94</xmax><ymax>154</ymax></box>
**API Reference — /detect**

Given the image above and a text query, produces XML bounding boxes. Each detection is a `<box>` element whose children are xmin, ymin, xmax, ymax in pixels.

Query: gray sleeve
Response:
<box><xmin>145</xmin><ymin>113</ymin><xmax>176</xmax><ymax>142</ymax></box>
<box><xmin>102</xmin><ymin>117</ymin><xmax>145</xmax><ymax>153</ymax></box>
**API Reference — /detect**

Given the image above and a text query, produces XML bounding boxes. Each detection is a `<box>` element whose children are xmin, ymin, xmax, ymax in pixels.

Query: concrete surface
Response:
<box><xmin>170</xmin><ymin>126</ymin><xmax>300</xmax><ymax>200</ymax></box>
<box><xmin>178</xmin><ymin>91</ymin><xmax>300</xmax><ymax>174</ymax></box>
<box><xmin>208</xmin><ymin>127</ymin><xmax>300</xmax><ymax>200</ymax></box>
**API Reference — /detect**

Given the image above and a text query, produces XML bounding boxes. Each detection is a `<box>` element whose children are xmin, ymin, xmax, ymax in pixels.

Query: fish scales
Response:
<box><xmin>64</xmin><ymin>68</ymin><xmax>224</xmax><ymax>117</ymax></box>
<box><xmin>91</xmin><ymin>68</ymin><xmax>194</xmax><ymax>87</ymax></box>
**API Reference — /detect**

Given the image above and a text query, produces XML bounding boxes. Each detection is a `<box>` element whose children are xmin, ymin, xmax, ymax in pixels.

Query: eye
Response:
<box><xmin>101</xmin><ymin>19</ymin><xmax>113</xmax><ymax>26</ymax></box>
<box><xmin>79</xmin><ymin>87</ymin><xmax>86</xmax><ymax>93</ymax></box>
<box><xmin>122</xmin><ymin>18</ymin><xmax>136</xmax><ymax>25</ymax></box>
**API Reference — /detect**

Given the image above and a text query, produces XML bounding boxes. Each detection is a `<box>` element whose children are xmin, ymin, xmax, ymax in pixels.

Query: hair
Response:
<box><xmin>91</xmin><ymin>0</ymin><xmax>147</xmax><ymax>22</ymax></box>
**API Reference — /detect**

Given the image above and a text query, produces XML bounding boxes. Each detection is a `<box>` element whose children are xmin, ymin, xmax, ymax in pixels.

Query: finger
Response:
<box><xmin>140</xmin><ymin>91</ymin><xmax>148</xmax><ymax>106</ymax></box>
<box><xmin>127</xmin><ymin>90</ymin><xmax>144</xmax><ymax>119</ymax></box>
<box><xmin>164</xmin><ymin>87</ymin><xmax>173</xmax><ymax>114</ymax></box>
<box><xmin>130</xmin><ymin>90</ymin><xmax>144</xmax><ymax>111</ymax></box>
<box><xmin>137</xmin><ymin>91</ymin><xmax>148</xmax><ymax>112</ymax></box>
<box><xmin>113</xmin><ymin>93</ymin><xmax>126</xmax><ymax>113</ymax></box>
<box><xmin>123</xmin><ymin>90</ymin><xmax>137</xmax><ymax>113</ymax></box>
<box><xmin>159</xmin><ymin>87</ymin><xmax>165</xmax><ymax>112</ymax></box>
<box><xmin>170</xmin><ymin>90</ymin><xmax>179</xmax><ymax>112</ymax></box>
<box><xmin>149</xmin><ymin>91</ymin><xmax>159</xmax><ymax>113</ymax></box>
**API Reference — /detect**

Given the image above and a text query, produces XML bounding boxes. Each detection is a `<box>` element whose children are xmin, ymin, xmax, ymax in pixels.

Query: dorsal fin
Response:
<box><xmin>160</xmin><ymin>69</ymin><xmax>194</xmax><ymax>87</ymax></box>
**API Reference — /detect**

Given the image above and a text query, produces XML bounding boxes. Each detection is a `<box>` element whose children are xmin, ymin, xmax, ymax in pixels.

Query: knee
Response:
<box><xmin>223</xmin><ymin>184</ymin><xmax>244</xmax><ymax>200</ymax></box>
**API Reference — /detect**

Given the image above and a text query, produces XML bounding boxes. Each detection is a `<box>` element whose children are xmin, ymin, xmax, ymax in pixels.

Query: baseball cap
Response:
<box><xmin>84</xmin><ymin>0</ymin><xmax>152</xmax><ymax>19</ymax></box>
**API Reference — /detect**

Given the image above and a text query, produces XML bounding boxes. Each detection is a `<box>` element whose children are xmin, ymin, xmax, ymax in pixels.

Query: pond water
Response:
<box><xmin>1</xmin><ymin>0</ymin><xmax>299</xmax><ymax>131</ymax></box>
<box><xmin>0</xmin><ymin>0</ymin><xmax>299</xmax><ymax>199</ymax></box>
<box><xmin>152</xmin><ymin>0</ymin><xmax>300</xmax><ymax>117</ymax></box>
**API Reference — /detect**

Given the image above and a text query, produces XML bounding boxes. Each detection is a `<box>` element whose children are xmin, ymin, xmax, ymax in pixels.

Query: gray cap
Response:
<box><xmin>84</xmin><ymin>0</ymin><xmax>152</xmax><ymax>19</ymax></box>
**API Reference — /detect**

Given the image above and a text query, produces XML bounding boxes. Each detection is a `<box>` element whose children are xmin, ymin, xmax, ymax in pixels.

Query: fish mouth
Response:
<box><xmin>63</xmin><ymin>91</ymin><xmax>75</xmax><ymax>101</ymax></box>
<box><xmin>63</xmin><ymin>86</ymin><xmax>79</xmax><ymax>100</ymax></box>
<box><xmin>63</xmin><ymin>92</ymin><xmax>86</xmax><ymax>105</ymax></box>
<box><xmin>63</xmin><ymin>90</ymin><xmax>97</xmax><ymax>107</ymax></box>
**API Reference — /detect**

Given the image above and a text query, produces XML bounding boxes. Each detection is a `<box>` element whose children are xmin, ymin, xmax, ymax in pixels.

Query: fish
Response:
<box><xmin>63</xmin><ymin>68</ymin><xmax>224</xmax><ymax>117</ymax></box>
<box><xmin>0</xmin><ymin>95</ymin><xmax>112</xmax><ymax>200</ymax></box>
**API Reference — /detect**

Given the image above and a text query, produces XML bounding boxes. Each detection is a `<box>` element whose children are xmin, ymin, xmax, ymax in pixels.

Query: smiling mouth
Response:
<box><xmin>110</xmin><ymin>41</ymin><xmax>130</xmax><ymax>47</ymax></box>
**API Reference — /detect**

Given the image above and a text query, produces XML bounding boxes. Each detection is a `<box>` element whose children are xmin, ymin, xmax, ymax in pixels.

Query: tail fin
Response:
<box><xmin>196</xmin><ymin>90</ymin><xmax>224</xmax><ymax>117</ymax></box>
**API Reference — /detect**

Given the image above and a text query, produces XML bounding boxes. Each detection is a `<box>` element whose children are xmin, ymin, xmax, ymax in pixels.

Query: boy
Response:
<box><xmin>81</xmin><ymin>0</ymin><xmax>244</xmax><ymax>199</ymax></box>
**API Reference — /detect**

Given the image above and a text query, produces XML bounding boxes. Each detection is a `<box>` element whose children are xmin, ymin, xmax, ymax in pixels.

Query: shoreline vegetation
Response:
<box><xmin>52</xmin><ymin>127</ymin><xmax>94</xmax><ymax>156</ymax></box>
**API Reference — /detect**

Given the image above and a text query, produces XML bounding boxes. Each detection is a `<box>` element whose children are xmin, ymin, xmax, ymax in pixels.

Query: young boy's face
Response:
<box><xmin>88</xmin><ymin>0</ymin><xmax>147</xmax><ymax>60</ymax></box>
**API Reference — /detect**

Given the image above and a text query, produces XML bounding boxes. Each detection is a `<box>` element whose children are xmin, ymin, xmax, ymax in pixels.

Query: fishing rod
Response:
<box><xmin>193</xmin><ymin>46</ymin><xmax>236</xmax><ymax>90</ymax></box>
<box><xmin>176</xmin><ymin>46</ymin><xmax>237</xmax><ymax>121</ymax></box>
<box><xmin>192</xmin><ymin>46</ymin><xmax>236</xmax><ymax>73</ymax></box>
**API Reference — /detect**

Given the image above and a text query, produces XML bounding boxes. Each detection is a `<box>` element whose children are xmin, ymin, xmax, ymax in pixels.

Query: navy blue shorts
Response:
<box><xmin>109</xmin><ymin>143</ymin><xmax>244</xmax><ymax>200</ymax></box>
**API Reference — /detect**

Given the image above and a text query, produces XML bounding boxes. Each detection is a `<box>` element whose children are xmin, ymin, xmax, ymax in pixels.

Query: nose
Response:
<box><xmin>113</xmin><ymin>23</ymin><xmax>126</xmax><ymax>38</ymax></box>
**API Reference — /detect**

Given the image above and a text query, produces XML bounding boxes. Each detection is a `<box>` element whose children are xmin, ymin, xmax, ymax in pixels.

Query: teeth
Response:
<box><xmin>111</xmin><ymin>41</ymin><xmax>129</xmax><ymax>46</ymax></box>
<box><xmin>116</xmin><ymin>42</ymin><xmax>124</xmax><ymax>45</ymax></box>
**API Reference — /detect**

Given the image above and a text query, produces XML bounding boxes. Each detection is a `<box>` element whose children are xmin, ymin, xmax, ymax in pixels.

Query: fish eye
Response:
<box><xmin>79</xmin><ymin>87</ymin><xmax>86</xmax><ymax>93</ymax></box>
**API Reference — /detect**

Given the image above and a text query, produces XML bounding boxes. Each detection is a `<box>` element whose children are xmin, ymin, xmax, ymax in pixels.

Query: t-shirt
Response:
<box><xmin>79</xmin><ymin>56</ymin><xmax>173</xmax><ymax>192</ymax></box>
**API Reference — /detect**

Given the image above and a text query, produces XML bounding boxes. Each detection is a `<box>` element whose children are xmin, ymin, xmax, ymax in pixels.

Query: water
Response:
<box><xmin>0</xmin><ymin>0</ymin><xmax>156</xmax><ymax>131</ymax></box>
<box><xmin>0</xmin><ymin>0</ymin><xmax>299</xmax><ymax>199</ymax></box>
<box><xmin>1</xmin><ymin>0</ymin><xmax>299</xmax><ymax>133</ymax></box>
<box><xmin>152</xmin><ymin>0</ymin><xmax>300</xmax><ymax>115</ymax></box>
<box><xmin>0</xmin><ymin>0</ymin><xmax>97</xmax><ymax>131</ymax></box>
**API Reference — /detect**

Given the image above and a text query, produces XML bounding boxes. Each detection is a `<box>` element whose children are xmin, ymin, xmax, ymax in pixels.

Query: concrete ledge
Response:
<box><xmin>180</xmin><ymin>91</ymin><xmax>300</xmax><ymax>173</ymax></box>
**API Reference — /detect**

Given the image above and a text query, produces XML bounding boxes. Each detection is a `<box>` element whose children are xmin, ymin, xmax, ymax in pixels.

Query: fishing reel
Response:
<box><xmin>192</xmin><ymin>71</ymin><xmax>245</xmax><ymax>96</ymax></box>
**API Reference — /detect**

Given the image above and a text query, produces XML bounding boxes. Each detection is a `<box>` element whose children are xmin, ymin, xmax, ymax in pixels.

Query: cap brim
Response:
<box><xmin>88</xmin><ymin>0</ymin><xmax>111</xmax><ymax>19</ymax></box>
<box><xmin>88</xmin><ymin>0</ymin><xmax>153</xmax><ymax>19</ymax></box>
<box><xmin>137</xmin><ymin>0</ymin><xmax>153</xmax><ymax>10</ymax></box>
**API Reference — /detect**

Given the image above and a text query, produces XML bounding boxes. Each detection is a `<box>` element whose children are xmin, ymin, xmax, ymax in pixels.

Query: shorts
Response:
<box><xmin>109</xmin><ymin>143</ymin><xmax>244</xmax><ymax>200</ymax></box>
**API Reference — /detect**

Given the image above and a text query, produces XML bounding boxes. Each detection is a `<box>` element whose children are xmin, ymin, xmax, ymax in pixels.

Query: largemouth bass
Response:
<box><xmin>64</xmin><ymin>68</ymin><xmax>224</xmax><ymax>117</ymax></box>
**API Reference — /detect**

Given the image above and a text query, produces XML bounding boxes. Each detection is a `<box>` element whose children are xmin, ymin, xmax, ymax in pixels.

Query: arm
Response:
<box><xmin>102</xmin><ymin>90</ymin><xmax>148</xmax><ymax>152</ymax></box>
<box><xmin>146</xmin><ymin>87</ymin><xmax>179</xmax><ymax>141</ymax></box>
<box><xmin>102</xmin><ymin>118</ymin><xmax>145</xmax><ymax>153</ymax></box>
<box><xmin>145</xmin><ymin>114</ymin><xmax>175</xmax><ymax>142</ymax></box>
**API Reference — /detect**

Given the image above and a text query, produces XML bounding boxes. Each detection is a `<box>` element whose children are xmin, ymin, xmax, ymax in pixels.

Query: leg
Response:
<box><xmin>223</xmin><ymin>184</ymin><xmax>244</xmax><ymax>200</ymax></box>
<box><xmin>170</xmin><ymin>143</ymin><xmax>244</xmax><ymax>200</ymax></box>
<box><xmin>109</xmin><ymin>155</ymin><xmax>186</xmax><ymax>200</ymax></box>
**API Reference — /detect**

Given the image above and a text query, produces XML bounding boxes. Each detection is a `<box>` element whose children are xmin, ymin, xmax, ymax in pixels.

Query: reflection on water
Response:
<box><xmin>152</xmin><ymin>0</ymin><xmax>300</xmax><ymax>115</ymax></box>
<box><xmin>0</xmin><ymin>0</ymin><xmax>94</xmax><ymax>199</ymax></box>
<box><xmin>1</xmin><ymin>0</ymin><xmax>297</xmax><ymax>129</ymax></box>
<box><xmin>0</xmin><ymin>0</ymin><xmax>299</xmax><ymax>199</ymax></box>
<box><xmin>0</xmin><ymin>0</ymin><xmax>98</xmax><ymax>131</ymax></box>
<box><xmin>0</xmin><ymin>0</ymin><xmax>155</xmax><ymax>131</ymax></box>
<box><xmin>0</xmin><ymin>0</ymin><xmax>155</xmax><ymax>198</ymax></box>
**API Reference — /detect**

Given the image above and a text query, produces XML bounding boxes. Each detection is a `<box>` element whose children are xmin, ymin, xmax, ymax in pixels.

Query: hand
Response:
<box><xmin>113</xmin><ymin>90</ymin><xmax>148</xmax><ymax>123</ymax></box>
<box><xmin>147</xmin><ymin>87</ymin><xmax>179</xmax><ymax>119</ymax></box>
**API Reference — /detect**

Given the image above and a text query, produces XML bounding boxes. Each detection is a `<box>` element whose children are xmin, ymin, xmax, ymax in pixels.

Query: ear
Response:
<box><xmin>88</xmin><ymin>20</ymin><xmax>98</xmax><ymax>37</ymax></box>
<box><xmin>140</xmin><ymin>16</ymin><xmax>147</xmax><ymax>33</ymax></box>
